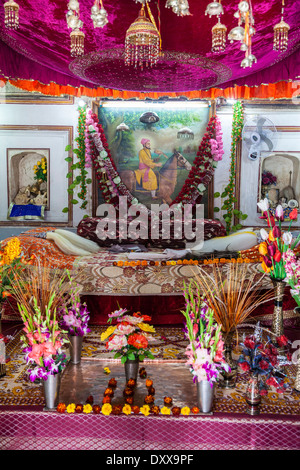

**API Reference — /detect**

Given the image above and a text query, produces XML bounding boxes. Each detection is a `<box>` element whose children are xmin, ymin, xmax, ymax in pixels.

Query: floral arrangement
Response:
<box><xmin>238</xmin><ymin>324</ymin><xmax>291</xmax><ymax>395</ymax></box>
<box><xmin>85</xmin><ymin>108</ymin><xmax>223</xmax><ymax>212</ymax></box>
<box><xmin>181</xmin><ymin>283</ymin><xmax>230</xmax><ymax>386</ymax></box>
<box><xmin>258</xmin><ymin>198</ymin><xmax>300</xmax><ymax>279</ymax></box>
<box><xmin>282</xmin><ymin>249</ymin><xmax>300</xmax><ymax>306</ymax></box>
<box><xmin>58</xmin><ymin>273</ymin><xmax>91</xmax><ymax>337</ymax></box>
<box><xmin>33</xmin><ymin>157</ymin><xmax>47</xmax><ymax>182</ymax></box>
<box><xmin>19</xmin><ymin>294</ymin><xmax>68</xmax><ymax>382</ymax></box>
<box><xmin>112</xmin><ymin>256</ymin><xmax>252</xmax><ymax>268</ymax></box>
<box><xmin>261</xmin><ymin>170</ymin><xmax>277</xmax><ymax>186</ymax></box>
<box><xmin>0</xmin><ymin>237</ymin><xmax>32</xmax><ymax>305</ymax></box>
<box><xmin>101</xmin><ymin>308</ymin><xmax>156</xmax><ymax>363</ymax></box>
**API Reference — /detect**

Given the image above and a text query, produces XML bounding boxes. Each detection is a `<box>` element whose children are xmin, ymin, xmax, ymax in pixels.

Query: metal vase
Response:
<box><xmin>220</xmin><ymin>330</ymin><xmax>237</xmax><ymax>388</ymax></box>
<box><xmin>43</xmin><ymin>373</ymin><xmax>61</xmax><ymax>410</ymax></box>
<box><xmin>69</xmin><ymin>335</ymin><xmax>83</xmax><ymax>364</ymax></box>
<box><xmin>124</xmin><ymin>358</ymin><xmax>139</xmax><ymax>382</ymax></box>
<box><xmin>245</xmin><ymin>373</ymin><xmax>261</xmax><ymax>415</ymax></box>
<box><xmin>293</xmin><ymin>307</ymin><xmax>300</xmax><ymax>393</ymax></box>
<box><xmin>196</xmin><ymin>380</ymin><xmax>215</xmax><ymax>414</ymax></box>
<box><xmin>272</xmin><ymin>279</ymin><xmax>285</xmax><ymax>339</ymax></box>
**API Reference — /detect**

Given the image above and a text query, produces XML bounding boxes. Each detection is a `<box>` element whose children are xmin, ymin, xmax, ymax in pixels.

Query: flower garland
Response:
<box><xmin>218</xmin><ymin>101</ymin><xmax>247</xmax><ymax>234</ymax></box>
<box><xmin>63</xmin><ymin>105</ymin><xmax>92</xmax><ymax>213</ymax></box>
<box><xmin>85</xmin><ymin>108</ymin><xmax>224</xmax><ymax>212</ymax></box>
<box><xmin>112</xmin><ymin>256</ymin><xmax>252</xmax><ymax>267</ymax></box>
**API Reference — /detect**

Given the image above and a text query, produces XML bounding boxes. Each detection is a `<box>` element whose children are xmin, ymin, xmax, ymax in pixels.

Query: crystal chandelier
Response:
<box><xmin>4</xmin><ymin>0</ymin><xmax>19</xmax><ymax>30</ymax></box>
<box><xmin>91</xmin><ymin>0</ymin><xmax>109</xmax><ymax>28</ymax></box>
<box><xmin>273</xmin><ymin>0</ymin><xmax>290</xmax><ymax>52</ymax></box>
<box><xmin>66</xmin><ymin>0</ymin><xmax>85</xmax><ymax>57</ymax></box>
<box><xmin>125</xmin><ymin>5</ymin><xmax>160</xmax><ymax>69</ymax></box>
<box><xmin>165</xmin><ymin>0</ymin><xmax>191</xmax><ymax>17</ymax></box>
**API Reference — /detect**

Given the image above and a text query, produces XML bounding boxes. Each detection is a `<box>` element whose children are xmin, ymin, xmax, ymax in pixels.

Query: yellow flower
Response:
<box><xmin>3</xmin><ymin>238</ymin><xmax>21</xmax><ymax>264</ymax></box>
<box><xmin>122</xmin><ymin>404</ymin><xmax>132</xmax><ymax>415</ymax></box>
<box><xmin>104</xmin><ymin>367</ymin><xmax>111</xmax><ymax>374</ymax></box>
<box><xmin>83</xmin><ymin>404</ymin><xmax>93</xmax><ymax>414</ymax></box>
<box><xmin>37</xmin><ymin>161</ymin><xmax>41</xmax><ymax>165</ymax></box>
<box><xmin>137</xmin><ymin>323</ymin><xmax>156</xmax><ymax>334</ymax></box>
<box><xmin>43</xmin><ymin>170</ymin><xmax>47</xmax><ymax>174</ymax></box>
<box><xmin>101</xmin><ymin>403</ymin><xmax>112</xmax><ymax>416</ymax></box>
<box><xmin>140</xmin><ymin>405</ymin><xmax>150</xmax><ymax>416</ymax></box>
<box><xmin>161</xmin><ymin>406</ymin><xmax>171</xmax><ymax>415</ymax></box>
<box><xmin>101</xmin><ymin>325</ymin><xmax>117</xmax><ymax>341</ymax></box>
<box><xmin>181</xmin><ymin>406</ymin><xmax>190</xmax><ymax>416</ymax></box>
<box><xmin>66</xmin><ymin>403</ymin><xmax>76</xmax><ymax>413</ymax></box>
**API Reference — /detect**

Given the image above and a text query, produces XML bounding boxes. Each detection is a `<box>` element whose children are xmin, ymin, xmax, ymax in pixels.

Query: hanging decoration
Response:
<box><xmin>66</xmin><ymin>0</ymin><xmax>85</xmax><ymax>57</ymax></box>
<box><xmin>165</xmin><ymin>0</ymin><xmax>191</xmax><ymax>16</ymax></box>
<box><xmin>84</xmin><ymin>108</ymin><xmax>223</xmax><ymax>212</ymax></box>
<box><xmin>273</xmin><ymin>0</ymin><xmax>290</xmax><ymax>52</ymax></box>
<box><xmin>125</xmin><ymin>4</ymin><xmax>160</xmax><ymax>69</ymax></box>
<box><xmin>211</xmin><ymin>18</ymin><xmax>227</xmax><ymax>53</ymax></box>
<box><xmin>4</xmin><ymin>0</ymin><xmax>19</xmax><ymax>30</ymax></box>
<box><xmin>91</xmin><ymin>0</ymin><xmax>109</xmax><ymax>28</ymax></box>
<box><xmin>228</xmin><ymin>0</ymin><xmax>257</xmax><ymax>68</ymax></box>
<box><xmin>63</xmin><ymin>105</ymin><xmax>92</xmax><ymax>214</ymax></box>
<box><xmin>205</xmin><ymin>1</ymin><xmax>224</xmax><ymax>18</ymax></box>
<box><xmin>217</xmin><ymin>101</ymin><xmax>247</xmax><ymax>234</ymax></box>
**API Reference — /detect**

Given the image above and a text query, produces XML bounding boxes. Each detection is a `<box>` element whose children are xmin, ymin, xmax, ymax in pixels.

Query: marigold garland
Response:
<box><xmin>112</xmin><ymin>257</ymin><xmax>252</xmax><ymax>268</ymax></box>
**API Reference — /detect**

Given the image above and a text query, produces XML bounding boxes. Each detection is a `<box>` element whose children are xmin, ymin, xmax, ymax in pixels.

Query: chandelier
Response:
<box><xmin>273</xmin><ymin>0</ymin><xmax>290</xmax><ymax>52</ymax></box>
<box><xmin>125</xmin><ymin>5</ymin><xmax>160</xmax><ymax>69</ymax></box>
<box><xmin>4</xmin><ymin>0</ymin><xmax>19</xmax><ymax>30</ymax></box>
<box><xmin>212</xmin><ymin>19</ymin><xmax>227</xmax><ymax>53</ymax></box>
<box><xmin>91</xmin><ymin>0</ymin><xmax>109</xmax><ymax>28</ymax></box>
<box><xmin>66</xmin><ymin>0</ymin><xmax>85</xmax><ymax>57</ymax></box>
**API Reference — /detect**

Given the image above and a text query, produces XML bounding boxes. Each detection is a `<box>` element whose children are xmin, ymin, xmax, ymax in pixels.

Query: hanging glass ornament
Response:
<box><xmin>91</xmin><ymin>0</ymin><xmax>109</xmax><ymax>28</ymax></box>
<box><xmin>212</xmin><ymin>19</ymin><xmax>227</xmax><ymax>53</ymax></box>
<box><xmin>228</xmin><ymin>26</ymin><xmax>245</xmax><ymax>42</ymax></box>
<box><xmin>205</xmin><ymin>1</ymin><xmax>224</xmax><ymax>18</ymax></box>
<box><xmin>4</xmin><ymin>0</ymin><xmax>19</xmax><ymax>29</ymax></box>
<box><xmin>273</xmin><ymin>0</ymin><xmax>290</xmax><ymax>52</ymax></box>
<box><xmin>273</xmin><ymin>19</ymin><xmax>290</xmax><ymax>51</ymax></box>
<box><xmin>70</xmin><ymin>29</ymin><xmax>85</xmax><ymax>57</ymax></box>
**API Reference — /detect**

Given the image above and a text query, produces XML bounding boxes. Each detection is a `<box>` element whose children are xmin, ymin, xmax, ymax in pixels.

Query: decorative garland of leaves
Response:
<box><xmin>63</xmin><ymin>105</ymin><xmax>92</xmax><ymax>213</ymax></box>
<box><xmin>86</xmin><ymin>109</ymin><xmax>224</xmax><ymax>214</ymax></box>
<box><xmin>217</xmin><ymin>101</ymin><xmax>247</xmax><ymax>234</ymax></box>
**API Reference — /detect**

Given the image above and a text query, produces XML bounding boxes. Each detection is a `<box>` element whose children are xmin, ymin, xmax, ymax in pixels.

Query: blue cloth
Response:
<box><xmin>9</xmin><ymin>204</ymin><xmax>43</xmax><ymax>217</ymax></box>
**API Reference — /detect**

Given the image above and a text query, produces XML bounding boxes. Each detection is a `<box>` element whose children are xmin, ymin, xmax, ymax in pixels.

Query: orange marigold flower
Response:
<box><xmin>145</xmin><ymin>379</ymin><xmax>153</xmax><ymax>388</ymax></box>
<box><xmin>171</xmin><ymin>406</ymin><xmax>181</xmax><ymax>416</ymax></box>
<box><xmin>144</xmin><ymin>395</ymin><xmax>155</xmax><ymax>404</ymax></box>
<box><xmin>127</xmin><ymin>333</ymin><xmax>148</xmax><ymax>349</ymax></box>
<box><xmin>132</xmin><ymin>405</ymin><xmax>140</xmax><ymax>414</ymax></box>
<box><xmin>92</xmin><ymin>404</ymin><xmax>101</xmax><ymax>414</ymax></box>
<box><xmin>191</xmin><ymin>406</ymin><xmax>200</xmax><ymax>414</ymax></box>
<box><xmin>57</xmin><ymin>403</ymin><xmax>66</xmax><ymax>413</ymax></box>
<box><xmin>141</xmin><ymin>260</ymin><xmax>148</xmax><ymax>266</ymax></box>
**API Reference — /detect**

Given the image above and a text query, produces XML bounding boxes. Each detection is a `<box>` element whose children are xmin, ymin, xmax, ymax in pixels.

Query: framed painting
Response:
<box><xmin>92</xmin><ymin>100</ymin><xmax>214</xmax><ymax>217</ymax></box>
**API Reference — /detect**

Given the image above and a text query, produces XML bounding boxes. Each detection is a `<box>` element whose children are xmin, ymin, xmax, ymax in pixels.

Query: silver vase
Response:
<box><xmin>69</xmin><ymin>335</ymin><xmax>83</xmax><ymax>364</ymax></box>
<box><xmin>196</xmin><ymin>380</ymin><xmax>215</xmax><ymax>414</ymax></box>
<box><xmin>294</xmin><ymin>307</ymin><xmax>300</xmax><ymax>393</ymax></box>
<box><xmin>245</xmin><ymin>373</ymin><xmax>261</xmax><ymax>415</ymax></box>
<box><xmin>124</xmin><ymin>358</ymin><xmax>139</xmax><ymax>382</ymax></box>
<box><xmin>43</xmin><ymin>373</ymin><xmax>61</xmax><ymax>410</ymax></box>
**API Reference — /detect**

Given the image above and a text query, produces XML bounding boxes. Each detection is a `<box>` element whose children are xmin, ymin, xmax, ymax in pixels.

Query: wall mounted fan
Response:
<box><xmin>242</xmin><ymin>116</ymin><xmax>278</xmax><ymax>161</ymax></box>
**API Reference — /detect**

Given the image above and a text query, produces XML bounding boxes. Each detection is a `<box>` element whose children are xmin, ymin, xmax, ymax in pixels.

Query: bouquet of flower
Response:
<box><xmin>238</xmin><ymin>324</ymin><xmax>290</xmax><ymax>395</ymax></box>
<box><xmin>19</xmin><ymin>294</ymin><xmax>68</xmax><ymax>382</ymax></box>
<box><xmin>101</xmin><ymin>308</ymin><xmax>156</xmax><ymax>363</ymax></box>
<box><xmin>258</xmin><ymin>198</ymin><xmax>300</xmax><ymax>280</ymax></box>
<box><xmin>33</xmin><ymin>157</ymin><xmax>47</xmax><ymax>182</ymax></box>
<box><xmin>282</xmin><ymin>249</ymin><xmax>300</xmax><ymax>307</ymax></box>
<box><xmin>181</xmin><ymin>283</ymin><xmax>230</xmax><ymax>386</ymax></box>
<box><xmin>59</xmin><ymin>273</ymin><xmax>91</xmax><ymax>337</ymax></box>
<box><xmin>261</xmin><ymin>170</ymin><xmax>277</xmax><ymax>186</ymax></box>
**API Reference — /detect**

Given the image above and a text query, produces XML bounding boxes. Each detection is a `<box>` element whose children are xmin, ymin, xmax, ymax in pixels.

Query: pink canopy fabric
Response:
<box><xmin>0</xmin><ymin>0</ymin><xmax>299</xmax><ymax>93</ymax></box>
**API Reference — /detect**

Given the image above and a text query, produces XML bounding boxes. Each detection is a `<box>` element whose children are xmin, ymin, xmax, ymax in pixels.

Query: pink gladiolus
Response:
<box><xmin>28</xmin><ymin>343</ymin><xmax>44</xmax><ymax>365</ymax></box>
<box><xmin>42</xmin><ymin>341</ymin><xmax>57</xmax><ymax>357</ymax></box>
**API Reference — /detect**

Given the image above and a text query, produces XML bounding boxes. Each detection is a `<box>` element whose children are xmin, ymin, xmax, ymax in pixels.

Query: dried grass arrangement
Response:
<box><xmin>192</xmin><ymin>262</ymin><xmax>274</xmax><ymax>338</ymax></box>
<box><xmin>9</xmin><ymin>257</ymin><xmax>75</xmax><ymax>319</ymax></box>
